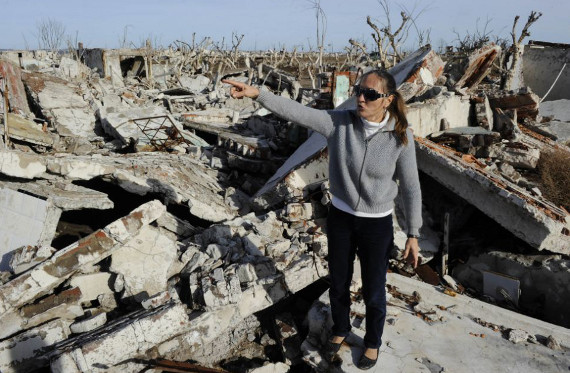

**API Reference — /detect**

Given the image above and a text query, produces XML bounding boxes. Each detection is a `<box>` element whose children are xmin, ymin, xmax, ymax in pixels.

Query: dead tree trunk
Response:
<box><xmin>501</xmin><ymin>11</ymin><xmax>542</xmax><ymax>90</ymax></box>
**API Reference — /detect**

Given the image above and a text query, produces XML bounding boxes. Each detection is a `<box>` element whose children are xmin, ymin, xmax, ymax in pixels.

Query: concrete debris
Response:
<box><xmin>0</xmin><ymin>188</ymin><xmax>61</xmax><ymax>271</ymax></box>
<box><xmin>472</xmin><ymin>94</ymin><xmax>494</xmax><ymax>129</ymax></box>
<box><xmin>508</xmin><ymin>328</ymin><xmax>531</xmax><ymax>344</ymax></box>
<box><xmin>489</xmin><ymin>87</ymin><xmax>541</xmax><ymax>122</ymax></box>
<box><xmin>453</xmin><ymin>44</ymin><xmax>502</xmax><ymax>91</ymax></box>
<box><xmin>0</xmin><ymin>42</ymin><xmax>568</xmax><ymax>372</ymax></box>
<box><xmin>22</xmin><ymin>72</ymin><xmax>96</xmax><ymax>139</ymax></box>
<box><xmin>8</xmin><ymin>245</ymin><xmax>56</xmax><ymax>275</ymax></box>
<box><xmin>416</xmin><ymin>137</ymin><xmax>570</xmax><ymax>254</ymax></box>
<box><xmin>2</xmin><ymin>113</ymin><xmax>54</xmax><ymax>146</ymax></box>
<box><xmin>546</xmin><ymin>335</ymin><xmax>562</xmax><ymax>350</ymax></box>
<box><xmin>70</xmin><ymin>311</ymin><xmax>107</xmax><ymax>334</ymax></box>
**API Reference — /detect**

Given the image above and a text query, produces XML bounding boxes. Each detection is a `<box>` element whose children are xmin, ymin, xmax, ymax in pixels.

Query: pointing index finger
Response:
<box><xmin>221</xmin><ymin>79</ymin><xmax>243</xmax><ymax>88</ymax></box>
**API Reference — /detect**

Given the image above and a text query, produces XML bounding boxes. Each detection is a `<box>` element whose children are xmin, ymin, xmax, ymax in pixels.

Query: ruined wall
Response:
<box><xmin>523</xmin><ymin>44</ymin><xmax>570</xmax><ymax>101</ymax></box>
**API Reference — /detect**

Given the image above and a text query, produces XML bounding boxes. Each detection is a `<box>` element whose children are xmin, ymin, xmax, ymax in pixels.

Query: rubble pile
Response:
<box><xmin>0</xmin><ymin>40</ymin><xmax>568</xmax><ymax>372</ymax></box>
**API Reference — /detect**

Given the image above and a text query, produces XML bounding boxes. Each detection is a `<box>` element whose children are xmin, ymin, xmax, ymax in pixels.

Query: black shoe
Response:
<box><xmin>323</xmin><ymin>337</ymin><xmax>346</xmax><ymax>360</ymax></box>
<box><xmin>357</xmin><ymin>348</ymin><xmax>379</xmax><ymax>370</ymax></box>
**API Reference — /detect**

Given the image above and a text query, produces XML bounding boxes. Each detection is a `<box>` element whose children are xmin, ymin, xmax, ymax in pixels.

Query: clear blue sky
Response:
<box><xmin>1</xmin><ymin>0</ymin><xmax>568</xmax><ymax>51</ymax></box>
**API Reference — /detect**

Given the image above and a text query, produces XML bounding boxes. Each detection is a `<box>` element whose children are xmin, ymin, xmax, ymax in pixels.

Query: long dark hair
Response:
<box><xmin>360</xmin><ymin>69</ymin><xmax>409</xmax><ymax>146</ymax></box>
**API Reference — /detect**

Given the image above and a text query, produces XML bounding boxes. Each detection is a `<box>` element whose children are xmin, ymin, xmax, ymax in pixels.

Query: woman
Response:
<box><xmin>224</xmin><ymin>69</ymin><xmax>421</xmax><ymax>370</ymax></box>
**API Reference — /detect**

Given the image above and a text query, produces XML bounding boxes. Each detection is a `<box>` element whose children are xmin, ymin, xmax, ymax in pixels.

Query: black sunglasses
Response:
<box><xmin>353</xmin><ymin>85</ymin><xmax>391</xmax><ymax>101</ymax></box>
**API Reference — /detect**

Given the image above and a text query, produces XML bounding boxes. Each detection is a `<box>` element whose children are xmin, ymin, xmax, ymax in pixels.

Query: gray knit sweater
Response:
<box><xmin>256</xmin><ymin>91</ymin><xmax>422</xmax><ymax>236</ymax></box>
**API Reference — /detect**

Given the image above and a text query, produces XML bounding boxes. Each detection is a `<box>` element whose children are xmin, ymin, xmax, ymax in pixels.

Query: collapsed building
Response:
<box><xmin>0</xmin><ymin>40</ymin><xmax>568</xmax><ymax>372</ymax></box>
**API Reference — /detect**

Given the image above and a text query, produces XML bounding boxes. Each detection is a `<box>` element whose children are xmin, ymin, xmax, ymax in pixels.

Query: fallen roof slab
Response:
<box><xmin>415</xmin><ymin>137</ymin><xmax>570</xmax><ymax>254</ymax></box>
<box><xmin>0</xmin><ymin>151</ymin><xmax>237</xmax><ymax>222</ymax></box>
<box><xmin>302</xmin><ymin>272</ymin><xmax>570</xmax><ymax>372</ymax></box>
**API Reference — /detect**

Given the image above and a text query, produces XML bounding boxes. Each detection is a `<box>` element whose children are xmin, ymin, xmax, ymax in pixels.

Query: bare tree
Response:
<box><xmin>364</xmin><ymin>0</ymin><xmax>430</xmax><ymax>68</ymax></box>
<box><xmin>452</xmin><ymin>16</ymin><xmax>494</xmax><ymax>52</ymax></box>
<box><xmin>36</xmin><ymin>18</ymin><xmax>66</xmax><ymax>53</ymax></box>
<box><xmin>501</xmin><ymin>11</ymin><xmax>542</xmax><ymax>90</ymax></box>
<box><xmin>366</xmin><ymin>0</ymin><xmax>410</xmax><ymax>68</ymax></box>
<box><xmin>307</xmin><ymin>0</ymin><xmax>327</xmax><ymax>72</ymax></box>
<box><xmin>118</xmin><ymin>25</ymin><xmax>134</xmax><ymax>49</ymax></box>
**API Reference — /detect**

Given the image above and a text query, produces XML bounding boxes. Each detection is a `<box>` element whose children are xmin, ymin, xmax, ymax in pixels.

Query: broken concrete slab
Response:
<box><xmin>68</xmin><ymin>272</ymin><xmax>114</xmax><ymax>304</ymax></box>
<box><xmin>302</xmin><ymin>273</ymin><xmax>570</xmax><ymax>372</ymax></box>
<box><xmin>19</xmin><ymin>152</ymin><xmax>236</xmax><ymax>222</ymax></box>
<box><xmin>491</xmin><ymin>142</ymin><xmax>541</xmax><ymax>169</ymax></box>
<box><xmin>406</xmin><ymin>91</ymin><xmax>471</xmax><ymax>136</ymax></box>
<box><xmin>70</xmin><ymin>312</ymin><xmax>107</xmax><ymax>334</ymax></box>
<box><xmin>22</xmin><ymin>72</ymin><xmax>96</xmax><ymax>138</ymax></box>
<box><xmin>0</xmin><ymin>287</ymin><xmax>82</xmax><ymax>340</ymax></box>
<box><xmin>0</xmin><ymin>319</ymin><xmax>71</xmax><ymax>373</ymax></box>
<box><xmin>99</xmin><ymin>106</ymin><xmax>208</xmax><ymax>149</ymax></box>
<box><xmin>110</xmin><ymin>225</ymin><xmax>180</xmax><ymax>302</ymax></box>
<box><xmin>415</xmin><ymin>137</ymin><xmax>570</xmax><ymax>254</ymax></box>
<box><xmin>0</xmin><ymin>200</ymin><xmax>166</xmax><ymax>316</ymax></box>
<box><xmin>0</xmin><ymin>180</ymin><xmax>114</xmax><ymax>211</ymax></box>
<box><xmin>1</xmin><ymin>113</ymin><xmax>54</xmax><ymax>147</ymax></box>
<box><xmin>179</xmin><ymin>75</ymin><xmax>211</xmax><ymax>93</ymax></box>
<box><xmin>50</xmin><ymin>302</ymin><xmax>190</xmax><ymax>373</ymax></box>
<box><xmin>454</xmin><ymin>44</ymin><xmax>502</xmax><ymax>91</ymax></box>
<box><xmin>489</xmin><ymin>87</ymin><xmax>541</xmax><ymax>122</ymax></box>
<box><xmin>57</xmin><ymin>56</ymin><xmax>91</xmax><ymax>80</ymax></box>
<box><xmin>253</xmin><ymin>141</ymin><xmax>328</xmax><ymax>209</ymax></box>
<box><xmin>8</xmin><ymin>245</ymin><xmax>56</xmax><ymax>275</ymax></box>
<box><xmin>0</xmin><ymin>149</ymin><xmax>47</xmax><ymax>179</ymax></box>
<box><xmin>0</xmin><ymin>188</ymin><xmax>62</xmax><ymax>271</ymax></box>
<box><xmin>389</xmin><ymin>45</ymin><xmax>444</xmax><ymax>87</ymax></box>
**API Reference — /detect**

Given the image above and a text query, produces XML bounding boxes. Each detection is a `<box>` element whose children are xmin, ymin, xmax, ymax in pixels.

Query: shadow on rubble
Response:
<box><xmin>52</xmin><ymin>177</ymin><xmax>208</xmax><ymax>249</ymax></box>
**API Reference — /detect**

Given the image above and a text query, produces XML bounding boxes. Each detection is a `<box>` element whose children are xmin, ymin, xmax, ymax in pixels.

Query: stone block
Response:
<box><xmin>0</xmin><ymin>150</ymin><xmax>47</xmax><ymax>179</ymax></box>
<box><xmin>110</xmin><ymin>225</ymin><xmax>179</xmax><ymax>302</ymax></box>
<box><xmin>68</xmin><ymin>272</ymin><xmax>114</xmax><ymax>304</ymax></box>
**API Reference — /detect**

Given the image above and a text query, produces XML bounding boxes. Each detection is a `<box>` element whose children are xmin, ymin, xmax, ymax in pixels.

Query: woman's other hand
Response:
<box><xmin>403</xmin><ymin>238</ymin><xmax>420</xmax><ymax>268</ymax></box>
<box><xmin>222</xmin><ymin>79</ymin><xmax>260</xmax><ymax>99</ymax></box>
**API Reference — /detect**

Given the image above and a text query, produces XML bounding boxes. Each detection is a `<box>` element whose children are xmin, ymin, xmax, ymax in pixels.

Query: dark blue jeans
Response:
<box><xmin>327</xmin><ymin>205</ymin><xmax>393</xmax><ymax>349</ymax></box>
